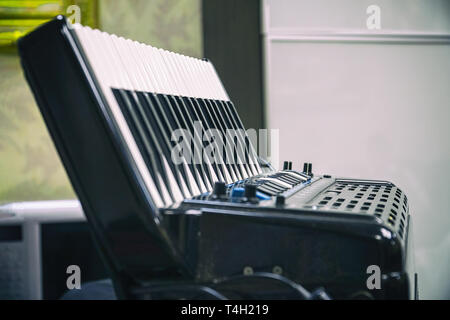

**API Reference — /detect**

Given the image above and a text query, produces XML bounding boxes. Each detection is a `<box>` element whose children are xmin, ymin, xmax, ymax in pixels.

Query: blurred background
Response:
<box><xmin>0</xmin><ymin>0</ymin><xmax>201</xmax><ymax>203</ymax></box>
<box><xmin>0</xmin><ymin>0</ymin><xmax>449</xmax><ymax>299</ymax></box>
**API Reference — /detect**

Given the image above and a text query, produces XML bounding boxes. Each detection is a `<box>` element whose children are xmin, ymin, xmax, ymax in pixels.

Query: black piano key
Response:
<box><xmin>152</xmin><ymin>93</ymin><xmax>198</xmax><ymax>196</ymax></box>
<box><xmin>166</xmin><ymin>94</ymin><xmax>209</xmax><ymax>193</ymax></box>
<box><xmin>201</xmin><ymin>99</ymin><xmax>243</xmax><ymax>181</ymax></box>
<box><xmin>140</xmin><ymin>92</ymin><xmax>196</xmax><ymax>197</ymax></box>
<box><xmin>113</xmin><ymin>89</ymin><xmax>173</xmax><ymax>204</ymax></box>
<box><xmin>178</xmin><ymin>97</ymin><xmax>225</xmax><ymax>185</ymax></box>
<box><xmin>195</xmin><ymin>98</ymin><xmax>238</xmax><ymax>182</ymax></box>
<box><xmin>197</xmin><ymin>99</ymin><xmax>237</xmax><ymax>182</ymax></box>
<box><xmin>123</xmin><ymin>89</ymin><xmax>189</xmax><ymax>200</ymax></box>
<box><xmin>161</xmin><ymin>95</ymin><xmax>206</xmax><ymax>195</ymax></box>
<box><xmin>174</xmin><ymin>96</ymin><xmax>217</xmax><ymax>190</ymax></box>
<box><xmin>180</xmin><ymin>97</ymin><xmax>226</xmax><ymax>184</ymax></box>
<box><xmin>204</xmin><ymin>99</ymin><xmax>250</xmax><ymax>180</ymax></box>
<box><xmin>209</xmin><ymin>99</ymin><xmax>252</xmax><ymax>179</ymax></box>
<box><xmin>217</xmin><ymin>100</ymin><xmax>259</xmax><ymax>176</ymax></box>
<box><xmin>223</xmin><ymin>101</ymin><xmax>262</xmax><ymax>174</ymax></box>
<box><xmin>188</xmin><ymin>97</ymin><xmax>233</xmax><ymax>183</ymax></box>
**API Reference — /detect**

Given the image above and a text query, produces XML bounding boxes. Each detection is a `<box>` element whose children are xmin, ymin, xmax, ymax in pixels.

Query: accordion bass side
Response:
<box><xmin>18</xmin><ymin>16</ymin><xmax>417</xmax><ymax>299</ymax></box>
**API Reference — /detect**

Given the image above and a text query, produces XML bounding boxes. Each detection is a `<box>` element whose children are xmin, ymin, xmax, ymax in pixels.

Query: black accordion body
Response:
<box><xmin>18</xmin><ymin>16</ymin><xmax>417</xmax><ymax>299</ymax></box>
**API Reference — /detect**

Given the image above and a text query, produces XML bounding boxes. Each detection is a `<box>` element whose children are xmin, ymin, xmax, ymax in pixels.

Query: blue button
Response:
<box><xmin>256</xmin><ymin>191</ymin><xmax>271</xmax><ymax>200</ymax></box>
<box><xmin>231</xmin><ymin>186</ymin><xmax>271</xmax><ymax>201</ymax></box>
<box><xmin>230</xmin><ymin>187</ymin><xmax>245</xmax><ymax>198</ymax></box>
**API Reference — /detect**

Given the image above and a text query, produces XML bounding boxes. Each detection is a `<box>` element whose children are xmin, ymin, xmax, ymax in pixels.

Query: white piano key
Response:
<box><xmin>185</xmin><ymin>62</ymin><xmax>235</xmax><ymax>184</ymax></box>
<box><xmin>136</xmin><ymin>43</ymin><xmax>157</xmax><ymax>93</ymax></box>
<box><xmin>108</xmin><ymin>34</ymin><xmax>179</xmax><ymax>204</ymax></box>
<box><xmin>206</xmin><ymin>61</ymin><xmax>230</xmax><ymax>101</ymax></box>
<box><xmin>105</xmin><ymin>32</ymin><xmax>184</xmax><ymax>204</ymax></box>
<box><xmin>149</xmin><ymin>46</ymin><xmax>166</xmax><ymax>93</ymax></box>
<box><xmin>167</xmin><ymin>52</ymin><xmax>187</xmax><ymax>97</ymax></box>
<box><xmin>122</xmin><ymin>41</ymin><xmax>192</xmax><ymax>200</ymax></box>
<box><xmin>121</xmin><ymin>37</ymin><xmax>193</xmax><ymax>200</ymax></box>
<box><xmin>170</xmin><ymin>53</ymin><xmax>219</xmax><ymax>187</ymax></box>
<box><xmin>74</xmin><ymin>26</ymin><xmax>165</xmax><ymax>207</ymax></box>
<box><xmin>190</xmin><ymin>59</ymin><xmax>251</xmax><ymax>180</ymax></box>
<box><xmin>163</xmin><ymin>52</ymin><xmax>209</xmax><ymax>193</ymax></box>
<box><xmin>155</xmin><ymin>54</ymin><xmax>205</xmax><ymax>195</ymax></box>
<box><xmin>198</xmin><ymin>60</ymin><xmax>217</xmax><ymax>100</ymax></box>
<box><xmin>195</xmin><ymin>59</ymin><xmax>218</xmax><ymax>100</ymax></box>
<box><xmin>184</xmin><ymin>57</ymin><xmax>234</xmax><ymax>184</ymax></box>
<box><xmin>129</xmin><ymin>41</ymin><xmax>150</xmax><ymax>92</ymax></box>
<box><xmin>147</xmin><ymin>46</ymin><xmax>203</xmax><ymax>197</ymax></box>
<box><xmin>154</xmin><ymin>48</ymin><xmax>173</xmax><ymax>96</ymax></box>
<box><xmin>141</xmin><ymin>44</ymin><xmax>161</xmax><ymax>94</ymax></box>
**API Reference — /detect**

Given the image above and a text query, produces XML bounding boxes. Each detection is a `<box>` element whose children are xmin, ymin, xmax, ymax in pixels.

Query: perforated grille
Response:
<box><xmin>308</xmin><ymin>181</ymin><xmax>408</xmax><ymax>239</ymax></box>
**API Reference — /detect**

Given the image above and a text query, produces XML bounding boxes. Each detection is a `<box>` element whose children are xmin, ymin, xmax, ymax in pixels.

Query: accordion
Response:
<box><xmin>18</xmin><ymin>16</ymin><xmax>417</xmax><ymax>299</ymax></box>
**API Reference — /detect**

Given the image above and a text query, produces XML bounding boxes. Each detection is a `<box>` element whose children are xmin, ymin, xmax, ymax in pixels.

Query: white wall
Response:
<box><xmin>263</xmin><ymin>0</ymin><xmax>450</xmax><ymax>299</ymax></box>
<box><xmin>264</xmin><ymin>0</ymin><xmax>450</xmax><ymax>32</ymax></box>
